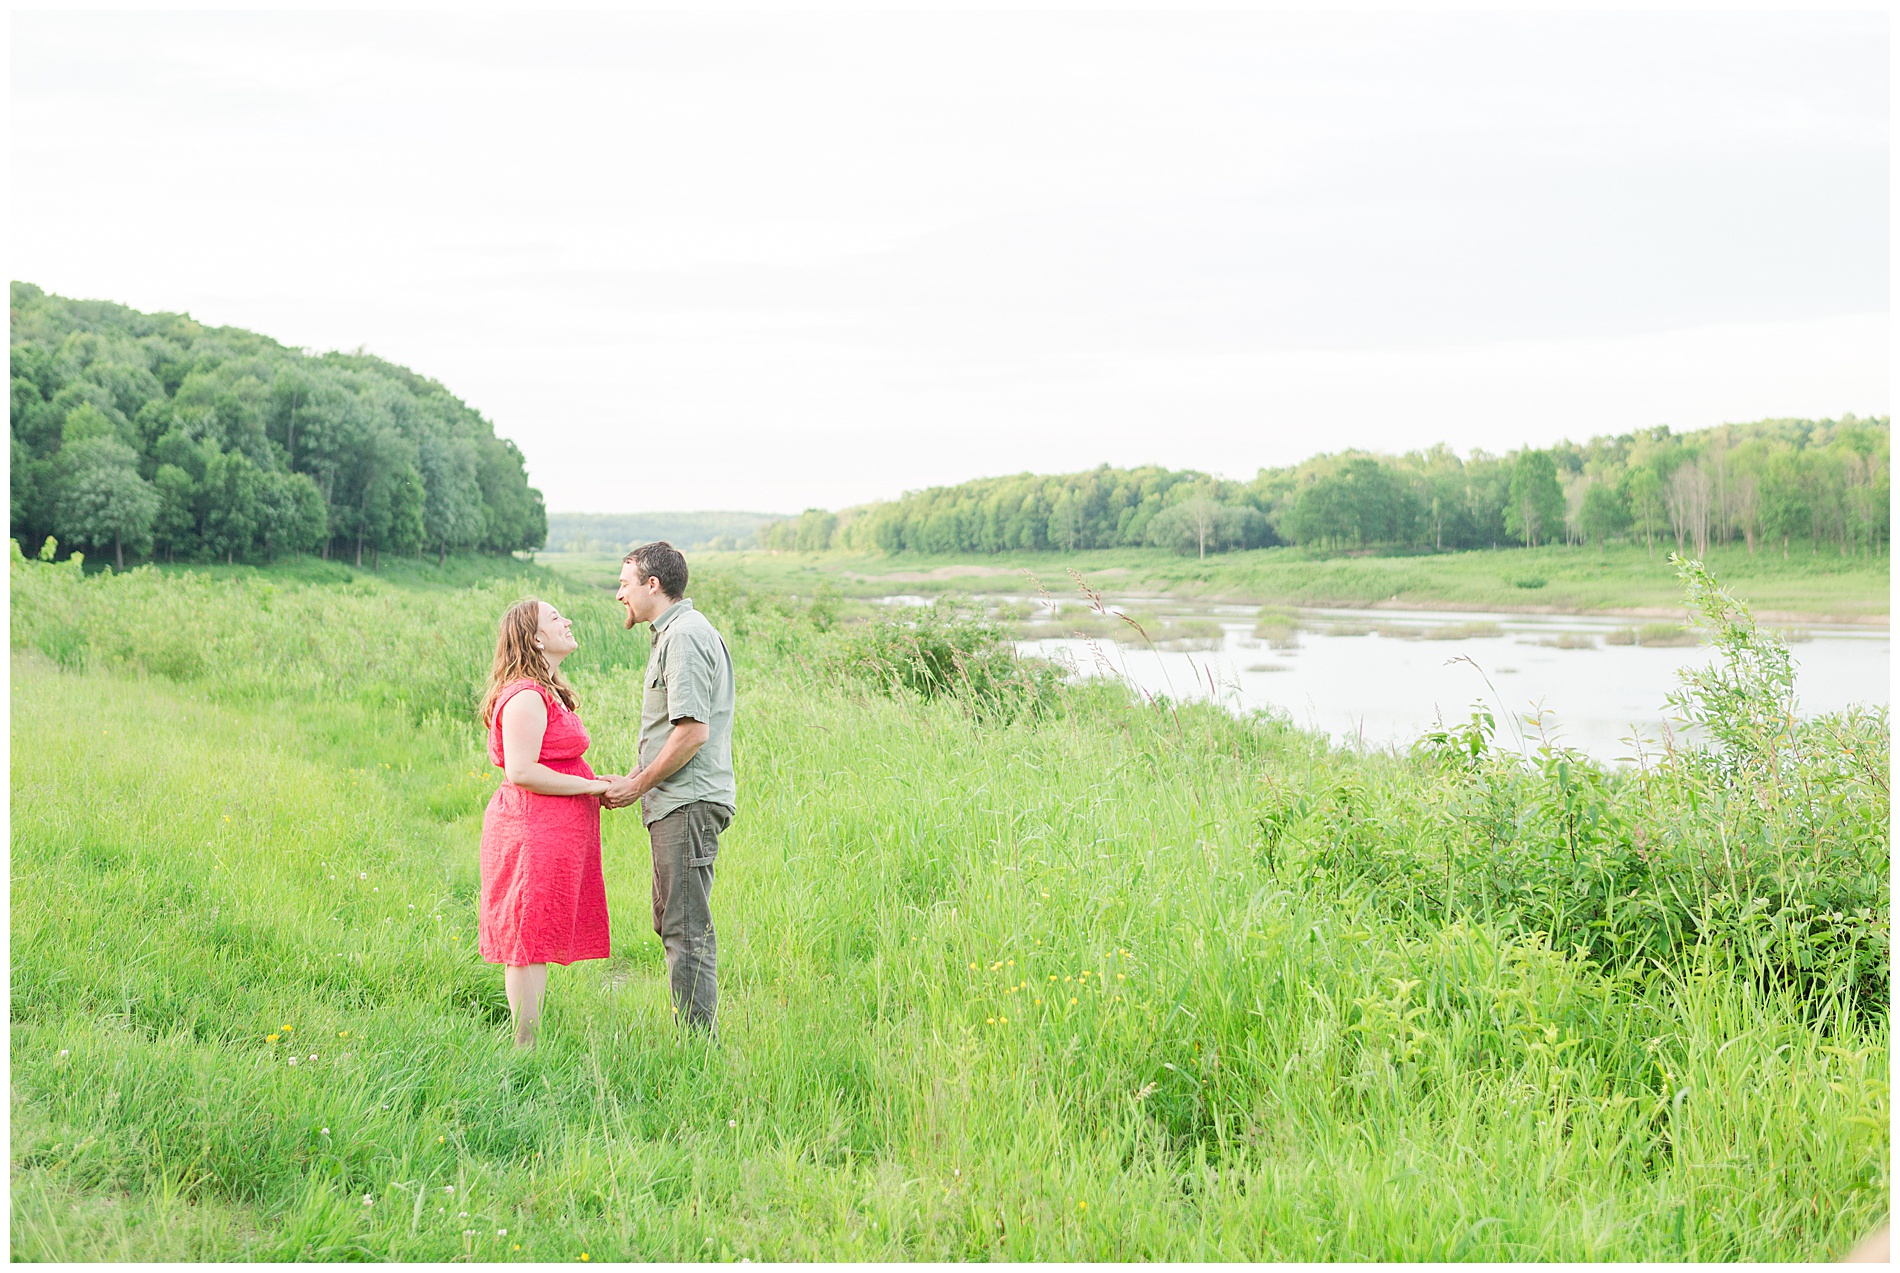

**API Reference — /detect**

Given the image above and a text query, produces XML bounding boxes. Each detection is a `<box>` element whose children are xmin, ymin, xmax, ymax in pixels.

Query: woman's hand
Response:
<box><xmin>600</xmin><ymin>773</ymin><xmax>642</xmax><ymax>809</ymax></box>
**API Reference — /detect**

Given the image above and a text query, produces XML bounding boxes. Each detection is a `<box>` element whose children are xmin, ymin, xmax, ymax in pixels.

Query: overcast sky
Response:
<box><xmin>11</xmin><ymin>11</ymin><xmax>1889</xmax><ymax>513</ymax></box>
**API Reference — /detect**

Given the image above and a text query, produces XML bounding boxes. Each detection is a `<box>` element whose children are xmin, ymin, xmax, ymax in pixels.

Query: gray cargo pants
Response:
<box><xmin>648</xmin><ymin>800</ymin><xmax>732</xmax><ymax>1034</ymax></box>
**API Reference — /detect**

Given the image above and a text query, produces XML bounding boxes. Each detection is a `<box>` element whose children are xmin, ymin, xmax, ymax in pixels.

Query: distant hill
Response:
<box><xmin>822</xmin><ymin>418</ymin><xmax>1889</xmax><ymax>559</ymax></box>
<box><xmin>544</xmin><ymin>511</ymin><xmax>784</xmax><ymax>554</ymax></box>
<box><xmin>10</xmin><ymin>282</ymin><xmax>546</xmax><ymax>569</ymax></box>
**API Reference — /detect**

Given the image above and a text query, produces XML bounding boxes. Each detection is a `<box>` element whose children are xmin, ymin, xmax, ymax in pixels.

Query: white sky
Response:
<box><xmin>10</xmin><ymin>10</ymin><xmax>1889</xmax><ymax>514</ymax></box>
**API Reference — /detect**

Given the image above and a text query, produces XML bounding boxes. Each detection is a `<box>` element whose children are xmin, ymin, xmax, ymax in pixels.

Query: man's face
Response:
<box><xmin>616</xmin><ymin>563</ymin><xmax>666</xmax><ymax>628</ymax></box>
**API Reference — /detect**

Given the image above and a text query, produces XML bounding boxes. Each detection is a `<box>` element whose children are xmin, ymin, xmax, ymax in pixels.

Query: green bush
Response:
<box><xmin>1254</xmin><ymin>558</ymin><xmax>1890</xmax><ymax>1013</ymax></box>
<box><xmin>838</xmin><ymin>599</ymin><xmax>1062</xmax><ymax>722</ymax></box>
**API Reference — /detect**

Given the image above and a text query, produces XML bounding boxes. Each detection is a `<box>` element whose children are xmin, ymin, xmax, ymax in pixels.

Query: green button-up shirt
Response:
<box><xmin>639</xmin><ymin>598</ymin><xmax>737</xmax><ymax>826</ymax></box>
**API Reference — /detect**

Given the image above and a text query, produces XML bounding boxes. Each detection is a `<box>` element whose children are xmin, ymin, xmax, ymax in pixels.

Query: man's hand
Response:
<box><xmin>601</xmin><ymin>773</ymin><xmax>642</xmax><ymax>809</ymax></box>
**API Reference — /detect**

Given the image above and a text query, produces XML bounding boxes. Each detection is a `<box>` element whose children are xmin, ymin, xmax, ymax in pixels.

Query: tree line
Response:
<box><xmin>756</xmin><ymin>416</ymin><xmax>1888</xmax><ymax>558</ymax></box>
<box><xmin>10</xmin><ymin>282</ymin><xmax>546</xmax><ymax>570</ymax></box>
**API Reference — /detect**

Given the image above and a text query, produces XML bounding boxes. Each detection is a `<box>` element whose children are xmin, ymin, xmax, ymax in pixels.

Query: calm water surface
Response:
<box><xmin>890</xmin><ymin>595</ymin><xmax>1891</xmax><ymax>764</ymax></box>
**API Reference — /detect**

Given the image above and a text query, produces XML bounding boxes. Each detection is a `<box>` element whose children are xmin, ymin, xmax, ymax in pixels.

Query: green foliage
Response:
<box><xmin>1335</xmin><ymin>559</ymin><xmax>1893</xmax><ymax>1010</ymax></box>
<box><xmin>1143</xmin><ymin>497</ymin><xmax>1269</xmax><ymax>557</ymax></box>
<box><xmin>7</xmin><ymin>554</ymin><xmax>1889</xmax><ymax>1260</ymax></box>
<box><xmin>842</xmin><ymin>464</ymin><xmax>1238</xmax><ymax>556</ymax></box>
<box><xmin>838</xmin><ymin>600</ymin><xmax>1062</xmax><ymax>721</ymax></box>
<box><xmin>1282</xmin><ymin>457</ymin><xmax>1418</xmax><ymax>549</ymax></box>
<box><xmin>776</xmin><ymin>419</ymin><xmax>1887</xmax><ymax>560</ymax></box>
<box><xmin>10</xmin><ymin>281</ymin><xmax>546</xmax><ymax>569</ymax></box>
<box><xmin>757</xmin><ymin>508</ymin><xmax>840</xmax><ymax>552</ymax></box>
<box><xmin>1666</xmin><ymin>555</ymin><xmax>1796</xmax><ymax>765</ymax></box>
<box><xmin>1578</xmin><ymin>480</ymin><xmax>1632</xmax><ymax>547</ymax></box>
<box><xmin>53</xmin><ymin>436</ymin><xmax>158</xmax><ymax>570</ymax></box>
<box><xmin>1505</xmin><ymin>449</ymin><xmax>1566</xmax><ymax>548</ymax></box>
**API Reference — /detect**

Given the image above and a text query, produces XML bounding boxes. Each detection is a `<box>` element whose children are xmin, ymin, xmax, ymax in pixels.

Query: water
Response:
<box><xmin>889</xmin><ymin>595</ymin><xmax>1890</xmax><ymax>764</ymax></box>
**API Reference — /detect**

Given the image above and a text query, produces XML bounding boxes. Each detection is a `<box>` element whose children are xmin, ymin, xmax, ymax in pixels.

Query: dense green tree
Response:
<box><xmin>53</xmin><ymin>436</ymin><xmax>158</xmax><ymax>570</ymax></box>
<box><xmin>1146</xmin><ymin>499</ymin><xmax>1267</xmax><ymax>557</ymax></box>
<box><xmin>1282</xmin><ymin>458</ymin><xmax>1415</xmax><ymax>549</ymax></box>
<box><xmin>257</xmin><ymin>469</ymin><xmax>329</xmax><ymax>560</ymax></box>
<box><xmin>202</xmin><ymin>447</ymin><xmax>262</xmax><ymax>564</ymax></box>
<box><xmin>1755</xmin><ymin>452</ymin><xmax>1811</xmax><ymax>558</ymax></box>
<box><xmin>419</xmin><ymin>433</ymin><xmax>485</xmax><ymax>566</ymax></box>
<box><xmin>1505</xmin><ymin>450</ymin><xmax>1565</xmax><ymax>548</ymax></box>
<box><xmin>150</xmin><ymin>463</ymin><xmax>198</xmax><ymax>562</ymax></box>
<box><xmin>1577</xmin><ymin>480</ymin><xmax>1631</xmax><ymax>548</ymax></box>
<box><xmin>1622</xmin><ymin>467</ymin><xmax>1668</xmax><ymax>556</ymax></box>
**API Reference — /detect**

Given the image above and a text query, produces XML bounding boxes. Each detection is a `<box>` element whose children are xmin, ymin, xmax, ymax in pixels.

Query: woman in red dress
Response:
<box><xmin>478</xmin><ymin>598</ymin><xmax>622</xmax><ymax>1047</ymax></box>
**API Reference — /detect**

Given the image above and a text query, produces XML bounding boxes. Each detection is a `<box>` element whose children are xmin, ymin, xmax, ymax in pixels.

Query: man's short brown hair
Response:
<box><xmin>624</xmin><ymin>540</ymin><xmax>688</xmax><ymax>600</ymax></box>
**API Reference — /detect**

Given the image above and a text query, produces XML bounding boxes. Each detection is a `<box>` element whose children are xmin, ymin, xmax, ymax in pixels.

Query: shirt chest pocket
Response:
<box><xmin>643</xmin><ymin>664</ymin><xmax>668</xmax><ymax>716</ymax></box>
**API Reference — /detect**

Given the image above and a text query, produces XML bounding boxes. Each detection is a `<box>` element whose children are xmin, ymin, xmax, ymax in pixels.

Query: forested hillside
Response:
<box><xmin>787</xmin><ymin>417</ymin><xmax>1888</xmax><ymax>559</ymax></box>
<box><xmin>10</xmin><ymin>283</ymin><xmax>545</xmax><ymax>569</ymax></box>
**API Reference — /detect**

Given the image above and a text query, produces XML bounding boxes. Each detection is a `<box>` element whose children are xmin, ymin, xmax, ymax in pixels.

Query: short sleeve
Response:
<box><xmin>662</xmin><ymin>630</ymin><xmax>716</xmax><ymax>724</ymax></box>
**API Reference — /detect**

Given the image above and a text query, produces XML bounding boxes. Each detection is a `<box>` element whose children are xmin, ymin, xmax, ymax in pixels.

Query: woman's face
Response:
<box><xmin>537</xmin><ymin>603</ymin><xmax>578</xmax><ymax>658</ymax></box>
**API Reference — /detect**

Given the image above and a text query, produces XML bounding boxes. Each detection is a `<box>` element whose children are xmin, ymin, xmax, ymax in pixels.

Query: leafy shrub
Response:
<box><xmin>839</xmin><ymin>600</ymin><xmax>1062</xmax><ymax>722</ymax></box>
<box><xmin>1257</xmin><ymin>557</ymin><xmax>1889</xmax><ymax>1013</ymax></box>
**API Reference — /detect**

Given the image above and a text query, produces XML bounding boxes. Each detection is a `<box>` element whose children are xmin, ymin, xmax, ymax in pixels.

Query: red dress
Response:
<box><xmin>479</xmin><ymin>679</ymin><xmax>610</xmax><ymax>966</ymax></box>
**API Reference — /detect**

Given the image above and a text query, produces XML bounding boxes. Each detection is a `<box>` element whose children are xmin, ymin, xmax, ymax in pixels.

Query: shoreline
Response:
<box><xmin>535</xmin><ymin>549</ymin><xmax>1893</xmax><ymax>628</ymax></box>
<box><xmin>1130</xmin><ymin>593</ymin><xmax>1892</xmax><ymax>628</ymax></box>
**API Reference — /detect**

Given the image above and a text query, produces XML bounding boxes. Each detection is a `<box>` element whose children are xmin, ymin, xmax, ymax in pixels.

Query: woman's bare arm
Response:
<box><xmin>499</xmin><ymin>690</ymin><xmax>616</xmax><ymax>797</ymax></box>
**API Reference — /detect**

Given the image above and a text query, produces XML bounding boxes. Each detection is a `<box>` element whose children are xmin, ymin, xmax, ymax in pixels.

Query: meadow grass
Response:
<box><xmin>9</xmin><ymin>557</ymin><xmax>1889</xmax><ymax>1260</ymax></box>
<box><xmin>542</xmin><ymin>542</ymin><xmax>1891</xmax><ymax>622</ymax></box>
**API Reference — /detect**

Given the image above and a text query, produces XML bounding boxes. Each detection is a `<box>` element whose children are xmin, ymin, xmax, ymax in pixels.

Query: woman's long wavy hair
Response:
<box><xmin>480</xmin><ymin>597</ymin><xmax>578</xmax><ymax>726</ymax></box>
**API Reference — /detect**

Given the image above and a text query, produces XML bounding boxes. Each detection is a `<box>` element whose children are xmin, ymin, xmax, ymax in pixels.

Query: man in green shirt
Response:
<box><xmin>603</xmin><ymin>541</ymin><xmax>736</xmax><ymax>1034</ymax></box>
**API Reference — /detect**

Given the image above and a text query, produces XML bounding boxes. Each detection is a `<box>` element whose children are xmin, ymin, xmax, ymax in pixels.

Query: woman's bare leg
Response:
<box><xmin>504</xmin><ymin>963</ymin><xmax>550</xmax><ymax>1047</ymax></box>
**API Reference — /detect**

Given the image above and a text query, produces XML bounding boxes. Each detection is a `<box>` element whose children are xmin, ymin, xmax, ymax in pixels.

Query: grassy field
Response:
<box><xmin>537</xmin><ymin>542</ymin><xmax>1890</xmax><ymax>623</ymax></box>
<box><xmin>9</xmin><ymin>553</ymin><xmax>1889</xmax><ymax>1260</ymax></box>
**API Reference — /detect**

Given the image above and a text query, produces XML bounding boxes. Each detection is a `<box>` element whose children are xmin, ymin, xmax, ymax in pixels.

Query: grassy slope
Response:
<box><xmin>139</xmin><ymin>552</ymin><xmax>569</xmax><ymax>594</ymax></box>
<box><xmin>9</xmin><ymin>563</ymin><xmax>1889</xmax><ymax>1260</ymax></box>
<box><xmin>537</xmin><ymin>543</ymin><xmax>1890</xmax><ymax>622</ymax></box>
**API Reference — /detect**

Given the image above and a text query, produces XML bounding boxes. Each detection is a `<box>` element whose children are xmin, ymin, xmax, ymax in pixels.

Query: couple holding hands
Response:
<box><xmin>475</xmin><ymin>541</ymin><xmax>736</xmax><ymax>1047</ymax></box>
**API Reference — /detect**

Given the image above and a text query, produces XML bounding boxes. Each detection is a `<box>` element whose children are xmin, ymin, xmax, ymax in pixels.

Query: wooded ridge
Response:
<box><xmin>10</xmin><ymin>282</ymin><xmax>546</xmax><ymax>570</ymax></box>
<box><xmin>759</xmin><ymin>416</ymin><xmax>1890</xmax><ymax>559</ymax></box>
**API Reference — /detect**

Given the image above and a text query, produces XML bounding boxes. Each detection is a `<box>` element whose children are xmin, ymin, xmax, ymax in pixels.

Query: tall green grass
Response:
<box><xmin>9</xmin><ymin>554</ymin><xmax>1888</xmax><ymax>1260</ymax></box>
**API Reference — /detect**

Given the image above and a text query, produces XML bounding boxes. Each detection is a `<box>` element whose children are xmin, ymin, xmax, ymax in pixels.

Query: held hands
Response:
<box><xmin>600</xmin><ymin>771</ymin><xmax>643</xmax><ymax>810</ymax></box>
